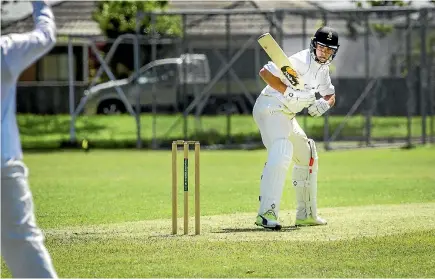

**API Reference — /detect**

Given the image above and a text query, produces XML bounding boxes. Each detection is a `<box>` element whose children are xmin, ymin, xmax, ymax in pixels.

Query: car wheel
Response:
<box><xmin>97</xmin><ymin>100</ymin><xmax>126</xmax><ymax>115</ymax></box>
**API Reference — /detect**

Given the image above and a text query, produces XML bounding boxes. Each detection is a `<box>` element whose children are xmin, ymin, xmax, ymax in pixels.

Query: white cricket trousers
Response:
<box><xmin>1</xmin><ymin>160</ymin><xmax>58</xmax><ymax>278</ymax></box>
<box><xmin>253</xmin><ymin>94</ymin><xmax>313</xmax><ymax>217</ymax></box>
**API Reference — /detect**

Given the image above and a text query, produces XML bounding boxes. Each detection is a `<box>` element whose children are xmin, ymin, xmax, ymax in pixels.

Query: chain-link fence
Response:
<box><xmin>18</xmin><ymin>5</ymin><xmax>434</xmax><ymax>150</ymax></box>
<box><xmin>66</xmin><ymin>8</ymin><xmax>279</xmax><ymax>148</ymax></box>
<box><xmin>280</xmin><ymin>6</ymin><xmax>435</xmax><ymax>150</ymax></box>
<box><xmin>139</xmin><ymin>6</ymin><xmax>434</xmax><ymax>149</ymax></box>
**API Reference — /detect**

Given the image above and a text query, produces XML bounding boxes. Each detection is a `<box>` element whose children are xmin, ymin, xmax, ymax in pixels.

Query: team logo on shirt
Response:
<box><xmin>280</xmin><ymin>66</ymin><xmax>299</xmax><ymax>87</ymax></box>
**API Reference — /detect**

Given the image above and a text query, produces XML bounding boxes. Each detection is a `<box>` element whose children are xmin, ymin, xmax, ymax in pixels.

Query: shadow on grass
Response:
<box><xmin>212</xmin><ymin>226</ymin><xmax>299</xmax><ymax>233</ymax></box>
<box><xmin>18</xmin><ymin>115</ymin><xmax>106</xmax><ymax>136</ymax></box>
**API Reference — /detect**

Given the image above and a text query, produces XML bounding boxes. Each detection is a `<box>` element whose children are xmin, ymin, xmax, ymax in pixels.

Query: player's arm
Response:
<box><xmin>2</xmin><ymin>1</ymin><xmax>56</xmax><ymax>78</ymax></box>
<box><xmin>259</xmin><ymin>62</ymin><xmax>315</xmax><ymax>107</ymax></box>
<box><xmin>258</xmin><ymin>67</ymin><xmax>287</xmax><ymax>94</ymax></box>
<box><xmin>308</xmin><ymin>70</ymin><xmax>335</xmax><ymax>117</ymax></box>
<box><xmin>323</xmin><ymin>94</ymin><xmax>335</xmax><ymax>107</ymax></box>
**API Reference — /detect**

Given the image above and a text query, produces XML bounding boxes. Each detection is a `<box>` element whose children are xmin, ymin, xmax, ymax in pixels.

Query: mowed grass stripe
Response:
<box><xmin>46</xmin><ymin>202</ymin><xmax>435</xmax><ymax>242</ymax></box>
<box><xmin>37</xmin><ymin>230</ymin><xmax>434</xmax><ymax>278</ymax></box>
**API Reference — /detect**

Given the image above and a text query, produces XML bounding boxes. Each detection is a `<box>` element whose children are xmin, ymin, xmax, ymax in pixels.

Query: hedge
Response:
<box><xmin>17</xmin><ymin>114</ymin><xmax>432</xmax><ymax>150</ymax></box>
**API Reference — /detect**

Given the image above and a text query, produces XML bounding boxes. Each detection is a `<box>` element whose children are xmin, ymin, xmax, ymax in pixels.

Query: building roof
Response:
<box><xmin>1</xmin><ymin>1</ymin><xmax>101</xmax><ymax>37</ymax></box>
<box><xmin>1</xmin><ymin>0</ymin><xmax>321</xmax><ymax>38</ymax></box>
<box><xmin>2</xmin><ymin>1</ymin><xmax>428</xmax><ymax>39</ymax></box>
<box><xmin>169</xmin><ymin>0</ymin><xmax>326</xmax><ymax>36</ymax></box>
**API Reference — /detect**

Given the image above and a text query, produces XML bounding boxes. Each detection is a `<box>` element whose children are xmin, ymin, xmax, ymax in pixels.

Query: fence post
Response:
<box><xmin>182</xmin><ymin>14</ymin><xmax>188</xmax><ymax>142</ymax></box>
<box><xmin>150</xmin><ymin>13</ymin><xmax>158</xmax><ymax>149</ymax></box>
<box><xmin>322</xmin><ymin>12</ymin><xmax>331</xmax><ymax>151</ymax></box>
<box><xmin>430</xmin><ymin>50</ymin><xmax>435</xmax><ymax>143</ymax></box>
<box><xmin>68</xmin><ymin>36</ymin><xmax>76</xmax><ymax>143</ymax></box>
<box><xmin>302</xmin><ymin>13</ymin><xmax>308</xmax><ymax>133</ymax></box>
<box><xmin>419</xmin><ymin>8</ymin><xmax>428</xmax><ymax>144</ymax></box>
<box><xmin>406</xmin><ymin>12</ymin><xmax>413</xmax><ymax>148</ymax></box>
<box><xmin>134</xmin><ymin>16</ymin><xmax>142</xmax><ymax>149</ymax></box>
<box><xmin>226</xmin><ymin>13</ymin><xmax>232</xmax><ymax>144</ymax></box>
<box><xmin>364</xmin><ymin>13</ymin><xmax>371</xmax><ymax>147</ymax></box>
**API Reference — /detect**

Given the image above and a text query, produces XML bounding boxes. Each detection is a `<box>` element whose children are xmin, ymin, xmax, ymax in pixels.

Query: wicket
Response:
<box><xmin>171</xmin><ymin>140</ymin><xmax>200</xmax><ymax>235</ymax></box>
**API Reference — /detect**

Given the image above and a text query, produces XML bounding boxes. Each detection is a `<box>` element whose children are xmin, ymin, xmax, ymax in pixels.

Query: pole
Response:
<box><xmin>364</xmin><ymin>14</ymin><xmax>371</xmax><ymax>147</ymax></box>
<box><xmin>182</xmin><ymin>14</ymin><xmax>188</xmax><ymax>141</ymax></box>
<box><xmin>322</xmin><ymin>13</ymin><xmax>331</xmax><ymax>151</ymax></box>
<box><xmin>151</xmin><ymin>13</ymin><xmax>158</xmax><ymax>149</ymax></box>
<box><xmin>68</xmin><ymin>37</ymin><xmax>76</xmax><ymax>143</ymax></box>
<box><xmin>226</xmin><ymin>13</ymin><xmax>232</xmax><ymax>144</ymax></box>
<box><xmin>134</xmin><ymin>16</ymin><xmax>142</xmax><ymax>149</ymax></box>
<box><xmin>406</xmin><ymin>13</ymin><xmax>413</xmax><ymax>148</ymax></box>
<box><xmin>302</xmin><ymin>13</ymin><xmax>308</xmax><ymax>132</ymax></box>
<box><xmin>419</xmin><ymin>9</ymin><xmax>428</xmax><ymax>144</ymax></box>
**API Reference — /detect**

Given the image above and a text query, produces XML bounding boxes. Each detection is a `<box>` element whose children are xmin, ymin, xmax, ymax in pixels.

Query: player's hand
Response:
<box><xmin>283</xmin><ymin>87</ymin><xmax>316</xmax><ymax>107</ymax></box>
<box><xmin>308</xmin><ymin>98</ymin><xmax>330</xmax><ymax>117</ymax></box>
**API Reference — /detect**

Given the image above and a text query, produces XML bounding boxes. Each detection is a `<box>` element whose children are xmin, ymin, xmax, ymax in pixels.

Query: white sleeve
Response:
<box><xmin>1</xmin><ymin>1</ymin><xmax>56</xmax><ymax>79</ymax></box>
<box><xmin>262</xmin><ymin>61</ymin><xmax>282</xmax><ymax>78</ymax></box>
<box><xmin>318</xmin><ymin>69</ymin><xmax>335</xmax><ymax>96</ymax></box>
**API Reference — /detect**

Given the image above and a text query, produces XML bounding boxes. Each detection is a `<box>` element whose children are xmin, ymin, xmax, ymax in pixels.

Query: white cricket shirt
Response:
<box><xmin>1</xmin><ymin>1</ymin><xmax>56</xmax><ymax>166</ymax></box>
<box><xmin>261</xmin><ymin>49</ymin><xmax>335</xmax><ymax>113</ymax></box>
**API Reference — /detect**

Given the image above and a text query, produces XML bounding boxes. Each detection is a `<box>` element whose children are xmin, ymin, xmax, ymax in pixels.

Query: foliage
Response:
<box><xmin>91</xmin><ymin>1</ymin><xmax>182</xmax><ymax>82</ymax></box>
<box><xmin>367</xmin><ymin>0</ymin><xmax>411</xmax><ymax>7</ymax></box>
<box><xmin>93</xmin><ymin>1</ymin><xmax>181</xmax><ymax>38</ymax></box>
<box><xmin>353</xmin><ymin>0</ymin><xmax>411</xmax><ymax>8</ymax></box>
<box><xmin>350</xmin><ymin>1</ymin><xmax>411</xmax><ymax>38</ymax></box>
<box><xmin>16</xmin><ymin>114</ymin><xmax>433</xmax><ymax>150</ymax></box>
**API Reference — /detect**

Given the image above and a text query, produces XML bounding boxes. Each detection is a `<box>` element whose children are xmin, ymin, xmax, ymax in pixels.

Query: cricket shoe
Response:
<box><xmin>295</xmin><ymin>215</ymin><xmax>327</xmax><ymax>226</ymax></box>
<box><xmin>255</xmin><ymin>210</ymin><xmax>282</xmax><ymax>231</ymax></box>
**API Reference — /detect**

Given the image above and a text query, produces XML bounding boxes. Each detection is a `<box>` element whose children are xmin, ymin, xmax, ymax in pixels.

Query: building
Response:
<box><xmin>1</xmin><ymin>1</ymin><xmax>433</xmax><ymax>114</ymax></box>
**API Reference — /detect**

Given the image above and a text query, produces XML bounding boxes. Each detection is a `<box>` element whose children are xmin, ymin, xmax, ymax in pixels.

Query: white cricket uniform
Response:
<box><xmin>253</xmin><ymin>49</ymin><xmax>334</xmax><ymax>221</ymax></box>
<box><xmin>1</xmin><ymin>1</ymin><xmax>58</xmax><ymax>277</ymax></box>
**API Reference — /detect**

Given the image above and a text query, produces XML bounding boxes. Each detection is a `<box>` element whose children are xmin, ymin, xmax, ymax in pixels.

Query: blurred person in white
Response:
<box><xmin>1</xmin><ymin>1</ymin><xmax>58</xmax><ymax>277</ymax></box>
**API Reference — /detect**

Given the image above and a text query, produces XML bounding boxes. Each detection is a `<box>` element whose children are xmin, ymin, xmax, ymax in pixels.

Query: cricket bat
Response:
<box><xmin>257</xmin><ymin>33</ymin><xmax>304</xmax><ymax>91</ymax></box>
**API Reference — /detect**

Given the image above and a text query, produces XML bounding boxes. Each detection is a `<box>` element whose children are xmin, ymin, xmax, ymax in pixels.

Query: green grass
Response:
<box><xmin>44</xmin><ymin>230</ymin><xmax>435</xmax><ymax>278</ymax></box>
<box><xmin>1</xmin><ymin>146</ymin><xmax>435</xmax><ymax>277</ymax></box>
<box><xmin>18</xmin><ymin>114</ymin><xmax>435</xmax><ymax>149</ymax></box>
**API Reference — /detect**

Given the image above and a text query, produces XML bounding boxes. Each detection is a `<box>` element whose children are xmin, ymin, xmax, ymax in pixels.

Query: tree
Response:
<box><xmin>352</xmin><ymin>0</ymin><xmax>434</xmax><ymax>77</ymax></box>
<box><xmin>92</xmin><ymin>1</ymin><xmax>182</xmax><ymax>81</ymax></box>
<box><xmin>93</xmin><ymin>1</ymin><xmax>181</xmax><ymax>38</ymax></box>
<box><xmin>352</xmin><ymin>0</ymin><xmax>412</xmax><ymax>38</ymax></box>
<box><xmin>357</xmin><ymin>0</ymin><xmax>434</xmax><ymax>49</ymax></box>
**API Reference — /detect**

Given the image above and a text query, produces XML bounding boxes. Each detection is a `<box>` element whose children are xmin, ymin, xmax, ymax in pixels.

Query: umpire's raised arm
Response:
<box><xmin>1</xmin><ymin>1</ymin><xmax>59</xmax><ymax>278</ymax></box>
<box><xmin>1</xmin><ymin>0</ymin><xmax>56</xmax><ymax>78</ymax></box>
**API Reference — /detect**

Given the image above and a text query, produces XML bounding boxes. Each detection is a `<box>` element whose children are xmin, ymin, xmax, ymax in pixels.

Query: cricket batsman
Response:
<box><xmin>1</xmin><ymin>1</ymin><xmax>58</xmax><ymax>277</ymax></box>
<box><xmin>253</xmin><ymin>26</ymin><xmax>339</xmax><ymax>230</ymax></box>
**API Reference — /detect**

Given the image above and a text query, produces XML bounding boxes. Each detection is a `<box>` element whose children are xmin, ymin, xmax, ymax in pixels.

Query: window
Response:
<box><xmin>39</xmin><ymin>54</ymin><xmax>75</xmax><ymax>81</ymax></box>
<box><xmin>137</xmin><ymin>64</ymin><xmax>178</xmax><ymax>84</ymax></box>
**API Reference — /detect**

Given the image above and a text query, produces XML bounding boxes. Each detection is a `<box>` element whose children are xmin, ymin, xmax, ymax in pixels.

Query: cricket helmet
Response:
<box><xmin>310</xmin><ymin>26</ymin><xmax>340</xmax><ymax>65</ymax></box>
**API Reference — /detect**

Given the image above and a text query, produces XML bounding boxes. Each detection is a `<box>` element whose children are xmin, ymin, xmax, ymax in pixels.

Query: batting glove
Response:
<box><xmin>308</xmin><ymin>98</ymin><xmax>331</xmax><ymax>117</ymax></box>
<box><xmin>283</xmin><ymin>87</ymin><xmax>316</xmax><ymax>107</ymax></box>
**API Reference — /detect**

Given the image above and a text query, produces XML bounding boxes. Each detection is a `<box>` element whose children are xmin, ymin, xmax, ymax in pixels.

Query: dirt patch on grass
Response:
<box><xmin>46</xmin><ymin>203</ymin><xmax>435</xmax><ymax>242</ymax></box>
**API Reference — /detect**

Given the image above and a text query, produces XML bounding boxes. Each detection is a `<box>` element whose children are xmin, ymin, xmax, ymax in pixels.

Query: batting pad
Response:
<box><xmin>292</xmin><ymin>139</ymin><xmax>319</xmax><ymax>219</ymax></box>
<box><xmin>258</xmin><ymin>139</ymin><xmax>293</xmax><ymax>217</ymax></box>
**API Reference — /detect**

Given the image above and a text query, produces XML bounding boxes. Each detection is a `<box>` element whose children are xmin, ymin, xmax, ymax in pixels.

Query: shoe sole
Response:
<box><xmin>295</xmin><ymin>221</ymin><xmax>327</xmax><ymax>227</ymax></box>
<box><xmin>255</xmin><ymin>222</ymin><xmax>282</xmax><ymax>231</ymax></box>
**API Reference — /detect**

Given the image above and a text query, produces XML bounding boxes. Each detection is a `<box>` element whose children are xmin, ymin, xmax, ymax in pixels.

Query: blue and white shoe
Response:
<box><xmin>255</xmin><ymin>210</ymin><xmax>282</xmax><ymax>230</ymax></box>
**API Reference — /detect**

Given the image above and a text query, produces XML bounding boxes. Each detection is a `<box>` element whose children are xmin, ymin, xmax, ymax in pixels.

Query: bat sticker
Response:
<box><xmin>281</xmin><ymin>66</ymin><xmax>299</xmax><ymax>87</ymax></box>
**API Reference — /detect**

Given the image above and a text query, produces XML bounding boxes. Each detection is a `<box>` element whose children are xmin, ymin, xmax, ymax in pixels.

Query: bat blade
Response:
<box><xmin>258</xmin><ymin>33</ymin><xmax>304</xmax><ymax>91</ymax></box>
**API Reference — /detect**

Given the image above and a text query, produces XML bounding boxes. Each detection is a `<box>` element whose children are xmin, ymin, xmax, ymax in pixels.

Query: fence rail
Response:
<box><xmin>17</xmin><ymin>5</ymin><xmax>435</xmax><ymax>149</ymax></box>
